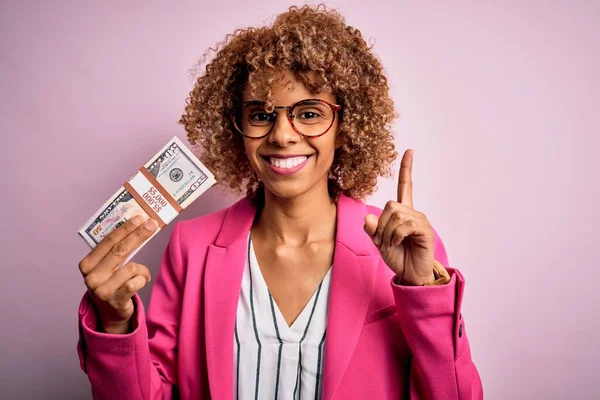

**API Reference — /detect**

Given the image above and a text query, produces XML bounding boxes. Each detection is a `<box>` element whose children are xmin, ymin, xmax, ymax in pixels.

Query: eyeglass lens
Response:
<box><xmin>236</xmin><ymin>100</ymin><xmax>335</xmax><ymax>137</ymax></box>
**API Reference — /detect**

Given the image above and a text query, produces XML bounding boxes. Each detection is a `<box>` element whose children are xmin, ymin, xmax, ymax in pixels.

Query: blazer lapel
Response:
<box><xmin>321</xmin><ymin>195</ymin><xmax>380</xmax><ymax>400</ymax></box>
<box><xmin>202</xmin><ymin>195</ymin><xmax>379</xmax><ymax>400</ymax></box>
<box><xmin>203</xmin><ymin>198</ymin><xmax>256</xmax><ymax>400</ymax></box>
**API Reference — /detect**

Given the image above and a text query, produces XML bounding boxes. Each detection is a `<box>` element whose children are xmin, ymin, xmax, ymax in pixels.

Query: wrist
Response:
<box><xmin>397</xmin><ymin>272</ymin><xmax>436</xmax><ymax>286</ymax></box>
<box><xmin>101</xmin><ymin>318</ymin><xmax>132</xmax><ymax>334</ymax></box>
<box><xmin>396</xmin><ymin>260</ymin><xmax>451</xmax><ymax>286</ymax></box>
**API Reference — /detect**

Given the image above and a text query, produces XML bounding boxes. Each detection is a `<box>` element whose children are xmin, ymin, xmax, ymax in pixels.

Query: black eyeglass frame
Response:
<box><xmin>230</xmin><ymin>98</ymin><xmax>343</xmax><ymax>139</ymax></box>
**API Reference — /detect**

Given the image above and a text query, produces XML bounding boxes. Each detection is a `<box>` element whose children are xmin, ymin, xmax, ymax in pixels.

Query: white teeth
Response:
<box><xmin>269</xmin><ymin>156</ymin><xmax>308</xmax><ymax>169</ymax></box>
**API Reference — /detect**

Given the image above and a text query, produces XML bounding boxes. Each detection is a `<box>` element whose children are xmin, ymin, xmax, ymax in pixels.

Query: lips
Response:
<box><xmin>260</xmin><ymin>154</ymin><xmax>312</xmax><ymax>175</ymax></box>
<box><xmin>268</xmin><ymin>156</ymin><xmax>307</xmax><ymax>169</ymax></box>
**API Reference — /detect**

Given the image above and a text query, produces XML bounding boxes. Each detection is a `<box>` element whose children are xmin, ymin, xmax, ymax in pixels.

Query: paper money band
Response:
<box><xmin>123</xmin><ymin>168</ymin><xmax>182</xmax><ymax>228</ymax></box>
<box><xmin>138</xmin><ymin>168</ymin><xmax>183</xmax><ymax>213</ymax></box>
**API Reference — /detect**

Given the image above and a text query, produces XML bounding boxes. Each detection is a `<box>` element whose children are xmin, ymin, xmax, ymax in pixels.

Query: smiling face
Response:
<box><xmin>241</xmin><ymin>70</ymin><xmax>342</xmax><ymax>201</ymax></box>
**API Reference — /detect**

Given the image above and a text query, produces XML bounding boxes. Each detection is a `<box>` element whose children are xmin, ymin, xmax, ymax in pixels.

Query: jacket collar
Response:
<box><xmin>204</xmin><ymin>194</ymin><xmax>380</xmax><ymax>400</ymax></box>
<box><xmin>213</xmin><ymin>194</ymin><xmax>377</xmax><ymax>256</ymax></box>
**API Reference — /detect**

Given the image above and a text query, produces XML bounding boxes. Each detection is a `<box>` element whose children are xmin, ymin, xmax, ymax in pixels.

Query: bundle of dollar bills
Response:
<box><xmin>78</xmin><ymin>136</ymin><xmax>216</xmax><ymax>264</ymax></box>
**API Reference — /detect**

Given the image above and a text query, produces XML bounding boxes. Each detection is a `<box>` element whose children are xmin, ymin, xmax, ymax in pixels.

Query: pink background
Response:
<box><xmin>1</xmin><ymin>1</ymin><xmax>598</xmax><ymax>399</ymax></box>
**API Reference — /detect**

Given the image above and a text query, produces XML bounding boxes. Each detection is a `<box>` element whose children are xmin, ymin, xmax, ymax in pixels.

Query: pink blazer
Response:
<box><xmin>77</xmin><ymin>194</ymin><xmax>483</xmax><ymax>399</ymax></box>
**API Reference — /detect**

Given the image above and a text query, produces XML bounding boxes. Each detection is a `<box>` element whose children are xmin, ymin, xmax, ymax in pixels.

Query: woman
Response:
<box><xmin>77</xmin><ymin>5</ymin><xmax>483</xmax><ymax>399</ymax></box>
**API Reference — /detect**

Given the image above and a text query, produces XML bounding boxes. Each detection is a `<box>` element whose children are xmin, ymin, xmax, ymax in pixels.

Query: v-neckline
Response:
<box><xmin>248</xmin><ymin>235</ymin><xmax>332</xmax><ymax>337</ymax></box>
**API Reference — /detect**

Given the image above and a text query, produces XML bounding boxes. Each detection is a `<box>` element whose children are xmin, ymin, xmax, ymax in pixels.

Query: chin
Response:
<box><xmin>263</xmin><ymin>181</ymin><xmax>311</xmax><ymax>200</ymax></box>
<box><xmin>261</xmin><ymin>172</ymin><xmax>334</xmax><ymax>202</ymax></box>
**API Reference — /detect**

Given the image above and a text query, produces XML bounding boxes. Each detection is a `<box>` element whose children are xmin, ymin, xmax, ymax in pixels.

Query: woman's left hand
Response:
<box><xmin>363</xmin><ymin>149</ymin><xmax>436</xmax><ymax>285</ymax></box>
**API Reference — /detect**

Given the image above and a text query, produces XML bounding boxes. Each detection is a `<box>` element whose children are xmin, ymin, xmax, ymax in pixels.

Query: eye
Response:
<box><xmin>249</xmin><ymin>112</ymin><xmax>274</xmax><ymax>122</ymax></box>
<box><xmin>293</xmin><ymin>100</ymin><xmax>330</xmax><ymax>121</ymax></box>
<box><xmin>297</xmin><ymin>111</ymin><xmax>321</xmax><ymax>120</ymax></box>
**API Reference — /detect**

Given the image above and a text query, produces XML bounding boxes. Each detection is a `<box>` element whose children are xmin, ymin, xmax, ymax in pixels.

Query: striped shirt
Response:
<box><xmin>233</xmin><ymin>234</ymin><xmax>332</xmax><ymax>400</ymax></box>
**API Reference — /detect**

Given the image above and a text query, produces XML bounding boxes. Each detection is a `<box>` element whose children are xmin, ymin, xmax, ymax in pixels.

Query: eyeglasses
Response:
<box><xmin>231</xmin><ymin>98</ymin><xmax>342</xmax><ymax>139</ymax></box>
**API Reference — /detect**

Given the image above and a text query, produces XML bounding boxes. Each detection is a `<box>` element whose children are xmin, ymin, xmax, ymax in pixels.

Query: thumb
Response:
<box><xmin>363</xmin><ymin>213</ymin><xmax>379</xmax><ymax>238</ymax></box>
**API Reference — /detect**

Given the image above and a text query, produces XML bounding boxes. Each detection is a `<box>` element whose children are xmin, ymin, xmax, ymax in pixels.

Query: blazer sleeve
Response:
<box><xmin>390</xmin><ymin>230</ymin><xmax>484</xmax><ymax>399</ymax></box>
<box><xmin>77</xmin><ymin>222</ymin><xmax>185</xmax><ymax>400</ymax></box>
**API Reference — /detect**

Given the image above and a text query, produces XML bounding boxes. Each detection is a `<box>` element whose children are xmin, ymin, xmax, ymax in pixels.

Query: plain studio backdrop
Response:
<box><xmin>1</xmin><ymin>1</ymin><xmax>598</xmax><ymax>399</ymax></box>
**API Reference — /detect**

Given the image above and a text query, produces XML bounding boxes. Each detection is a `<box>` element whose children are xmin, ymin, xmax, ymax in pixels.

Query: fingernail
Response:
<box><xmin>145</xmin><ymin>219</ymin><xmax>158</xmax><ymax>231</ymax></box>
<box><xmin>132</xmin><ymin>215</ymin><xmax>143</xmax><ymax>225</ymax></box>
<box><xmin>373</xmin><ymin>236</ymin><xmax>381</xmax><ymax>245</ymax></box>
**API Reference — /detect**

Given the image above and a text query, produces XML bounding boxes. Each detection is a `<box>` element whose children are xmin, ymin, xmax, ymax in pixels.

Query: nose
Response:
<box><xmin>267</xmin><ymin>109</ymin><xmax>300</xmax><ymax>147</ymax></box>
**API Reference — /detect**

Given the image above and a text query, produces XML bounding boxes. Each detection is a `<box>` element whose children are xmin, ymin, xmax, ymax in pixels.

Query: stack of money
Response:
<box><xmin>78</xmin><ymin>136</ymin><xmax>216</xmax><ymax>264</ymax></box>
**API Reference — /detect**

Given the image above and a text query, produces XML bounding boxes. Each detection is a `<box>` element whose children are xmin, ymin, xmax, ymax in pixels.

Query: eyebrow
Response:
<box><xmin>242</xmin><ymin>99</ymin><xmax>329</xmax><ymax>106</ymax></box>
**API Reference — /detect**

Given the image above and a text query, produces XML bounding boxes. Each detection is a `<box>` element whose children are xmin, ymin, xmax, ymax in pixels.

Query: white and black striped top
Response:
<box><xmin>233</xmin><ymin>234</ymin><xmax>332</xmax><ymax>400</ymax></box>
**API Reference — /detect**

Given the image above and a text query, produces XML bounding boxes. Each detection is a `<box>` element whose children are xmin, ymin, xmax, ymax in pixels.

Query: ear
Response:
<box><xmin>334</xmin><ymin>132</ymin><xmax>346</xmax><ymax>149</ymax></box>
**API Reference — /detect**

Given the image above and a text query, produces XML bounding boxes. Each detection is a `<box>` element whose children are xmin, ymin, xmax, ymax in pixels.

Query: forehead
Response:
<box><xmin>242</xmin><ymin>69</ymin><xmax>335</xmax><ymax>104</ymax></box>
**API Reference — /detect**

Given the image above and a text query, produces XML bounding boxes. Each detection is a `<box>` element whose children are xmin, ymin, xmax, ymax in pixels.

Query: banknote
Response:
<box><xmin>78</xmin><ymin>136</ymin><xmax>216</xmax><ymax>262</ymax></box>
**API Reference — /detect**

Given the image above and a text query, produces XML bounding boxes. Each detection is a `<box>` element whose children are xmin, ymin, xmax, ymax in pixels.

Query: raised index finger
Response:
<box><xmin>397</xmin><ymin>149</ymin><xmax>414</xmax><ymax>208</ymax></box>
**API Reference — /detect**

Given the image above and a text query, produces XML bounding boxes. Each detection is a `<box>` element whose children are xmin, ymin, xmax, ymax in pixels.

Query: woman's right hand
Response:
<box><xmin>78</xmin><ymin>215</ymin><xmax>158</xmax><ymax>334</ymax></box>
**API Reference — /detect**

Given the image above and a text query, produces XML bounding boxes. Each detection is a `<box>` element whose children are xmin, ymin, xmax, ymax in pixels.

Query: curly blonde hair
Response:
<box><xmin>179</xmin><ymin>4</ymin><xmax>397</xmax><ymax>201</ymax></box>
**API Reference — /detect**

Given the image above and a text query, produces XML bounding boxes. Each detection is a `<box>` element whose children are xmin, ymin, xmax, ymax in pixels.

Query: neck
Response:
<box><xmin>254</xmin><ymin>180</ymin><xmax>337</xmax><ymax>246</ymax></box>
